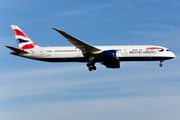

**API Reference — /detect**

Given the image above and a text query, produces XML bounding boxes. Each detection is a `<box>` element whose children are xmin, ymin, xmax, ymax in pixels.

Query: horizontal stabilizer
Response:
<box><xmin>6</xmin><ymin>46</ymin><xmax>29</xmax><ymax>54</ymax></box>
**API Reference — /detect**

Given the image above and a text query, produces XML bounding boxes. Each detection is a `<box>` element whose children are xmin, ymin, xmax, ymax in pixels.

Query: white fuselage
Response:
<box><xmin>19</xmin><ymin>45</ymin><xmax>175</xmax><ymax>62</ymax></box>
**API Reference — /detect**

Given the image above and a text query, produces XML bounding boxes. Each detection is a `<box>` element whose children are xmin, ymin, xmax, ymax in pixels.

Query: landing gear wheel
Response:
<box><xmin>87</xmin><ymin>61</ymin><xmax>97</xmax><ymax>71</ymax></box>
<box><xmin>159</xmin><ymin>60</ymin><xmax>164</xmax><ymax>67</ymax></box>
<box><xmin>93</xmin><ymin>66</ymin><xmax>97</xmax><ymax>70</ymax></box>
<box><xmin>88</xmin><ymin>66</ymin><xmax>96</xmax><ymax>71</ymax></box>
<box><xmin>89</xmin><ymin>67</ymin><xmax>93</xmax><ymax>71</ymax></box>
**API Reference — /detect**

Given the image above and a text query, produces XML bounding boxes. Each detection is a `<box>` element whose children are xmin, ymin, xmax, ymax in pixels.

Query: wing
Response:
<box><xmin>52</xmin><ymin>27</ymin><xmax>101</xmax><ymax>55</ymax></box>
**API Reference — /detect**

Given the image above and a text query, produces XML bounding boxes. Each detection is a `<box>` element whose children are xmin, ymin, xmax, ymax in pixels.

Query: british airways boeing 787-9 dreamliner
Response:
<box><xmin>6</xmin><ymin>25</ymin><xmax>175</xmax><ymax>71</ymax></box>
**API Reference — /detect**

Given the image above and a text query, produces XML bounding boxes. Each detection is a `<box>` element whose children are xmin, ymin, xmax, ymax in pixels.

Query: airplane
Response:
<box><xmin>6</xmin><ymin>25</ymin><xmax>175</xmax><ymax>71</ymax></box>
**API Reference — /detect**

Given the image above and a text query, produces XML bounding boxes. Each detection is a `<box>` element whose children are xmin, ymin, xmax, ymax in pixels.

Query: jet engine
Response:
<box><xmin>102</xmin><ymin>61</ymin><xmax>120</xmax><ymax>68</ymax></box>
<box><xmin>101</xmin><ymin>50</ymin><xmax>118</xmax><ymax>60</ymax></box>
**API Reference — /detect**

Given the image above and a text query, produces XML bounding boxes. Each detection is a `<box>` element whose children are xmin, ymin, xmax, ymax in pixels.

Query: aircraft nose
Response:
<box><xmin>171</xmin><ymin>52</ymin><xmax>176</xmax><ymax>58</ymax></box>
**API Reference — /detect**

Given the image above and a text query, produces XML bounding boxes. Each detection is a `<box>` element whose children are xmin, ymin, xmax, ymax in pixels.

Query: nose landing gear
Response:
<box><xmin>159</xmin><ymin>60</ymin><xmax>164</xmax><ymax>67</ymax></box>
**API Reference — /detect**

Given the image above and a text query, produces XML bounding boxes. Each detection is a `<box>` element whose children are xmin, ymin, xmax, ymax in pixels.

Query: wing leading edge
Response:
<box><xmin>52</xmin><ymin>27</ymin><xmax>101</xmax><ymax>55</ymax></box>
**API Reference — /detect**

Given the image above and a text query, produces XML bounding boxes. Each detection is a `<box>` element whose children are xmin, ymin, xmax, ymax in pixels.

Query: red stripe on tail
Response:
<box><xmin>20</xmin><ymin>43</ymin><xmax>36</xmax><ymax>50</ymax></box>
<box><xmin>12</xmin><ymin>29</ymin><xmax>29</xmax><ymax>38</ymax></box>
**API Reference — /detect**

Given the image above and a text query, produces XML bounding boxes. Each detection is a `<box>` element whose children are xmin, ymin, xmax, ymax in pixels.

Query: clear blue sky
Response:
<box><xmin>1</xmin><ymin>0</ymin><xmax>180</xmax><ymax>120</ymax></box>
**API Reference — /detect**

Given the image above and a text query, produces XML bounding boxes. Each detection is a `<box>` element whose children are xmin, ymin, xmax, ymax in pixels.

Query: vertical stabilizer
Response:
<box><xmin>11</xmin><ymin>25</ymin><xmax>39</xmax><ymax>50</ymax></box>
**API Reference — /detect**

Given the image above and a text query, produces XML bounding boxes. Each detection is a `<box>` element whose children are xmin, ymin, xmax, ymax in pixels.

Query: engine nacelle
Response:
<box><xmin>102</xmin><ymin>61</ymin><xmax>120</xmax><ymax>68</ymax></box>
<box><xmin>101</xmin><ymin>50</ymin><xmax>118</xmax><ymax>60</ymax></box>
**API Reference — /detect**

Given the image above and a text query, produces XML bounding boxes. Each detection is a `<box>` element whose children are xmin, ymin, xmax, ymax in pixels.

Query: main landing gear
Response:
<box><xmin>87</xmin><ymin>62</ymin><xmax>96</xmax><ymax>71</ymax></box>
<box><xmin>159</xmin><ymin>60</ymin><xmax>164</xmax><ymax>67</ymax></box>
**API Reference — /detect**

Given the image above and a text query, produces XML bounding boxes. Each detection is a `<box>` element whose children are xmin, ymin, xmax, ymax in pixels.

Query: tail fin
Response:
<box><xmin>11</xmin><ymin>25</ymin><xmax>39</xmax><ymax>50</ymax></box>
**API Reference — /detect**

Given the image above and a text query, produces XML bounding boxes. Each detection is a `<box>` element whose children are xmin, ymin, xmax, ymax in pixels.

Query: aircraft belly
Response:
<box><xmin>36</xmin><ymin>57</ymin><xmax>87</xmax><ymax>62</ymax></box>
<box><xmin>35</xmin><ymin>52</ymin><xmax>85</xmax><ymax>62</ymax></box>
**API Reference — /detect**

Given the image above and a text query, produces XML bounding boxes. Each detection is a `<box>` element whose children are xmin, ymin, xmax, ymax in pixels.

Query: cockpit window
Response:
<box><xmin>166</xmin><ymin>49</ymin><xmax>171</xmax><ymax>51</ymax></box>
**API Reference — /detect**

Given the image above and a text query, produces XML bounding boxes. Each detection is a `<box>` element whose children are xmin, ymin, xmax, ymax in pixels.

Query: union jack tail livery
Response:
<box><xmin>11</xmin><ymin>25</ymin><xmax>39</xmax><ymax>50</ymax></box>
